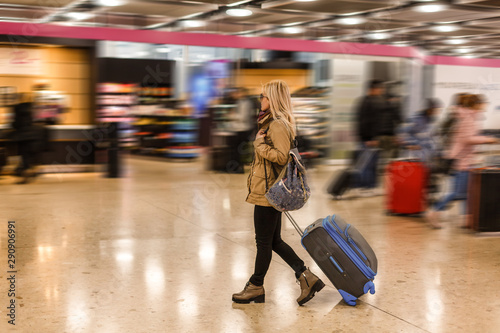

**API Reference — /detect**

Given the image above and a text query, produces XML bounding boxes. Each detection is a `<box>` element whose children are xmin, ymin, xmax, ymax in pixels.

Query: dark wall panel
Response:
<box><xmin>98</xmin><ymin>58</ymin><xmax>174</xmax><ymax>86</ymax></box>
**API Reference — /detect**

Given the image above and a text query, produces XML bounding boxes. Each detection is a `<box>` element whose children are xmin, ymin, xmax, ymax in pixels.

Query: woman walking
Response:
<box><xmin>426</xmin><ymin>94</ymin><xmax>498</xmax><ymax>229</ymax></box>
<box><xmin>232</xmin><ymin>80</ymin><xmax>324</xmax><ymax>305</ymax></box>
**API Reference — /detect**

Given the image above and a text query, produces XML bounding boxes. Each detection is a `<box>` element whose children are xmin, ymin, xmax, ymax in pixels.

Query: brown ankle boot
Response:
<box><xmin>232</xmin><ymin>282</ymin><xmax>265</xmax><ymax>304</ymax></box>
<box><xmin>297</xmin><ymin>269</ymin><xmax>325</xmax><ymax>306</ymax></box>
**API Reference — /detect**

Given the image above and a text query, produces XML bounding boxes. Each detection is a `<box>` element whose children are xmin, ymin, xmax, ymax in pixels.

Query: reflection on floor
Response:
<box><xmin>0</xmin><ymin>156</ymin><xmax>499</xmax><ymax>333</ymax></box>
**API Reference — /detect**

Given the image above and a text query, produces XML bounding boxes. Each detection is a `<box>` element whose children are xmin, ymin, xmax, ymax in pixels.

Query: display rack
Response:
<box><xmin>0</xmin><ymin>86</ymin><xmax>17</xmax><ymax>106</ymax></box>
<box><xmin>292</xmin><ymin>86</ymin><xmax>332</xmax><ymax>157</ymax></box>
<box><xmin>0</xmin><ymin>86</ymin><xmax>17</xmax><ymax>124</ymax></box>
<box><xmin>131</xmin><ymin>100</ymin><xmax>200</xmax><ymax>159</ymax></box>
<box><xmin>97</xmin><ymin>83</ymin><xmax>137</xmax><ymax>121</ymax></box>
<box><xmin>209</xmin><ymin>103</ymin><xmax>237</xmax><ymax>132</ymax></box>
<box><xmin>137</xmin><ymin>85</ymin><xmax>175</xmax><ymax>106</ymax></box>
<box><xmin>97</xmin><ymin>83</ymin><xmax>138</xmax><ymax>148</ymax></box>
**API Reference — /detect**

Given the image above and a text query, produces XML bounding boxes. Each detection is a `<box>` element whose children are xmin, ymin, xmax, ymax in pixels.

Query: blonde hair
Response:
<box><xmin>262</xmin><ymin>80</ymin><xmax>296</xmax><ymax>137</ymax></box>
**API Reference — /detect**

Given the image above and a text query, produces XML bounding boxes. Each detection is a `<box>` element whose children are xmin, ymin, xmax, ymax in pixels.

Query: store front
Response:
<box><xmin>0</xmin><ymin>24</ymin><xmax>423</xmax><ymax>177</ymax></box>
<box><xmin>0</xmin><ymin>38</ymin><xmax>99</xmax><ymax>174</ymax></box>
<box><xmin>95</xmin><ymin>40</ymin><xmax>413</xmax><ymax>164</ymax></box>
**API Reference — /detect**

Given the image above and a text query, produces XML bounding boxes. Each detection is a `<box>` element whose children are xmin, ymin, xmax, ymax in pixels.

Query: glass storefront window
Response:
<box><xmin>97</xmin><ymin>41</ymin><xmax>411</xmax><ymax>161</ymax></box>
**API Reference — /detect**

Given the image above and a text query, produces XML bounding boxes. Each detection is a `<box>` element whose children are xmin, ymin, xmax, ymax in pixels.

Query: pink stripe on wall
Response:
<box><xmin>0</xmin><ymin>22</ymin><xmax>421</xmax><ymax>58</ymax></box>
<box><xmin>427</xmin><ymin>55</ymin><xmax>500</xmax><ymax>68</ymax></box>
<box><xmin>3</xmin><ymin>22</ymin><xmax>500</xmax><ymax>67</ymax></box>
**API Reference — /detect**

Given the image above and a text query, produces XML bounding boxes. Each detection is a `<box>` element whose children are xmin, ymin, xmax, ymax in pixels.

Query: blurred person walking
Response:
<box><xmin>228</xmin><ymin>87</ymin><xmax>257</xmax><ymax>173</ymax></box>
<box><xmin>437</xmin><ymin>93</ymin><xmax>467</xmax><ymax>171</ymax></box>
<box><xmin>426</xmin><ymin>94</ymin><xmax>498</xmax><ymax>229</ymax></box>
<box><xmin>11</xmin><ymin>102</ymin><xmax>42</xmax><ymax>184</ymax></box>
<box><xmin>233</xmin><ymin>80</ymin><xmax>324</xmax><ymax>305</ymax></box>
<box><xmin>398</xmin><ymin>98</ymin><xmax>443</xmax><ymax>201</ymax></box>
<box><xmin>378</xmin><ymin>92</ymin><xmax>402</xmax><ymax>163</ymax></box>
<box><xmin>399</xmin><ymin>98</ymin><xmax>443</xmax><ymax>166</ymax></box>
<box><xmin>354</xmin><ymin>79</ymin><xmax>385</xmax><ymax>195</ymax></box>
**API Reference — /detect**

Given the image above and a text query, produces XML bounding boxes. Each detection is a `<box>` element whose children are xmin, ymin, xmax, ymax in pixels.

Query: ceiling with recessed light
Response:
<box><xmin>2</xmin><ymin>0</ymin><xmax>500</xmax><ymax>58</ymax></box>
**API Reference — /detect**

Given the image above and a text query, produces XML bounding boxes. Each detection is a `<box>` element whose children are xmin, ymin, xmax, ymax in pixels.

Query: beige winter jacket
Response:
<box><xmin>246</xmin><ymin>113</ymin><xmax>293</xmax><ymax>206</ymax></box>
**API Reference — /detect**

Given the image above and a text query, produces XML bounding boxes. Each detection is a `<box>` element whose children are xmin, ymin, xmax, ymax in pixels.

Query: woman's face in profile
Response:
<box><xmin>260</xmin><ymin>91</ymin><xmax>270</xmax><ymax>112</ymax></box>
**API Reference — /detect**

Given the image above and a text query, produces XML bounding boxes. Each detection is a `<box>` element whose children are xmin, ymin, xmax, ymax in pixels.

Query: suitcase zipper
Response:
<box><xmin>324</xmin><ymin>216</ymin><xmax>376</xmax><ymax>280</ymax></box>
<box><xmin>344</xmin><ymin>225</ymin><xmax>368</xmax><ymax>261</ymax></box>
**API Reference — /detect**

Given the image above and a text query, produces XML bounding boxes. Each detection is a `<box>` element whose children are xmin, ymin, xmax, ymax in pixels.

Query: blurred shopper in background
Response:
<box><xmin>228</xmin><ymin>87</ymin><xmax>257</xmax><ymax>173</ymax></box>
<box><xmin>221</xmin><ymin>87</ymin><xmax>237</xmax><ymax>105</ymax></box>
<box><xmin>399</xmin><ymin>98</ymin><xmax>443</xmax><ymax>200</ymax></box>
<box><xmin>233</xmin><ymin>80</ymin><xmax>324</xmax><ymax>305</ymax></box>
<box><xmin>435</xmin><ymin>93</ymin><xmax>467</xmax><ymax>175</ymax></box>
<box><xmin>378</xmin><ymin>91</ymin><xmax>402</xmax><ymax>163</ymax></box>
<box><xmin>399</xmin><ymin>98</ymin><xmax>443</xmax><ymax>166</ymax></box>
<box><xmin>354</xmin><ymin>79</ymin><xmax>385</xmax><ymax>195</ymax></box>
<box><xmin>439</xmin><ymin>93</ymin><xmax>467</xmax><ymax>154</ymax></box>
<box><xmin>11</xmin><ymin>101</ymin><xmax>42</xmax><ymax>184</ymax></box>
<box><xmin>426</xmin><ymin>94</ymin><xmax>498</xmax><ymax>229</ymax></box>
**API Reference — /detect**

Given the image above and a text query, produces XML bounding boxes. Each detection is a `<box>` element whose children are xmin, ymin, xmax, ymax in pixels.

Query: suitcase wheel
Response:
<box><xmin>338</xmin><ymin>289</ymin><xmax>357</xmax><ymax>306</ymax></box>
<box><xmin>364</xmin><ymin>281</ymin><xmax>376</xmax><ymax>295</ymax></box>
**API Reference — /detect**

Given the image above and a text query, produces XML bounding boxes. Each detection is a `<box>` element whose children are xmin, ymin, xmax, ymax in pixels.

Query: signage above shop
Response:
<box><xmin>0</xmin><ymin>48</ymin><xmax>42</xmax><ymax>75</ymax></box>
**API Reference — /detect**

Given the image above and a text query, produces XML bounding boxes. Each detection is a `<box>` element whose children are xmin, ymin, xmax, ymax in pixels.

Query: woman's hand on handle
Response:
<box><xmin>256</xmin><ymin>129</ymin><xmax>267</xmax><ymax>140</ymax></box>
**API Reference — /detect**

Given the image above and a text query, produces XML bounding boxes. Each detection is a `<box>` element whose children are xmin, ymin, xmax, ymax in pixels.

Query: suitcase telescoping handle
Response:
<box><xmin>284</xmin><ymin>212</ymin><xmax>304</xmax><ymax>237</ymax></box>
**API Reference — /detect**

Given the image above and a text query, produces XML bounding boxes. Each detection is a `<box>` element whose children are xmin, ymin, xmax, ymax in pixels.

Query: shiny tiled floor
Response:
<box><xmin>1</xmin><ymin>156</ymin><xmax>499</xmax><ymax>333</ymax></box>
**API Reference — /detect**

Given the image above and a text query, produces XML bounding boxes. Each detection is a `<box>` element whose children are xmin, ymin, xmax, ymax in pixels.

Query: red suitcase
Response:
<box><xmin>385</xmin><ymin>160</ymin><xmax>428</xmax><ymax>215</ymax></box>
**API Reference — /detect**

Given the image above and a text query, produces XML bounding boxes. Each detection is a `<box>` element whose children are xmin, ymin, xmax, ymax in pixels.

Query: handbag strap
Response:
<box><xmin>264</xmin><ymin>159</ymin><xmax>269</xmax><ymax>192</ymax></box>
<box><xmin>263</xmin><ymin>159</ymin><xmax>278</xmax><ymax>192</ymax></box>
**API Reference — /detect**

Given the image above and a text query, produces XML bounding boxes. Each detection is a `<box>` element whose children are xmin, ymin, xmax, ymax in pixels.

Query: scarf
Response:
<box><xmin>258</xmin><ymin>109</ymin><xmax>271</xmax><ymax>122</ymax></box>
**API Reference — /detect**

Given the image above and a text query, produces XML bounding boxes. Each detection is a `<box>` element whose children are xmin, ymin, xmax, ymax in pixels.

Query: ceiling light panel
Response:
<box><xmin>335</xmin><ymin>17</ymin><xmax>366</xmax><ymax>25</ymax></box>
<box><xmin>66</xmin><ymin>12</ymin><xmax>95</xmax><ymax>21</ymax></box>
<box><xmin>188</xmin><ymin>0</ymin><xmax>246</xmax><ymax>4</ymax></box>
<box><xmin>226</xmin><ymin>8</ymin><xmax>252</xmax><ymax>17</ymax></box>
<box><xmin>181</xmin><ymin>20</ymin><xmax>205</xmax><ymax>28</ymax></box>
<box><xmin>392</xmin><ymin>41</ymin><xmax>410</xmax><ymax>47</ymax></box>
<box><xmin>432</xmin><ymin>24</ymin><xmax>460</xmax><ymax>32</ymax></box>
<box><xmin>98</xmin><ymin>0</ymin><xmax>125</xmax><ymax>6</ymax></box>
<box><xmin>367</xmin><ymin>32</ymin><xmax>392</xmax><ymax>40</ymax></box>
<box><xmin>414</xmin><ymin>3</ymin><xmax>448</xmax><ymax>13</ymax></box>
<box><xmin>444</xmin><ymin>38</ymin><xmax>467</xmax><ymax>44</ymax></box>
<box><xmin>425</xmin><ymin>27</ymin><xmax>487</xmax><ymax>37</ymax></box>
<box><xmin>281</xmin><ymin>26</ymin><xmax>304</xmax><ymax>34</ymax></box>
<box><xmin>456</xmin><ymin>47</ymin><xmax>474</xmax><ymax>53</ymax></box>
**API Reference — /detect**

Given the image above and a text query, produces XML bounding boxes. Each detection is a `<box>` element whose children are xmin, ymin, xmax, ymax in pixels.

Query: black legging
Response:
<box><xmin>249</xmin><ymin>205</ymin><xmax>306</xmax><ymax>286</ymax></box>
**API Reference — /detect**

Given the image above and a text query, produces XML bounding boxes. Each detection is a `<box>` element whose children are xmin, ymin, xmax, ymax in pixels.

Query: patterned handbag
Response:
<box><xmin>264</xmin><ymin>146</ymin><xmax>311</xmax><ymax>212</ymax></box>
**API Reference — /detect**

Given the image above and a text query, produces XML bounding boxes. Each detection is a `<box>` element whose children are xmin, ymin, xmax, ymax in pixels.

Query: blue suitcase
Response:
<box><xmin>285</xmin><ymin>212</ymin><xmax>377</xmax><ymax>306</ymax></box>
